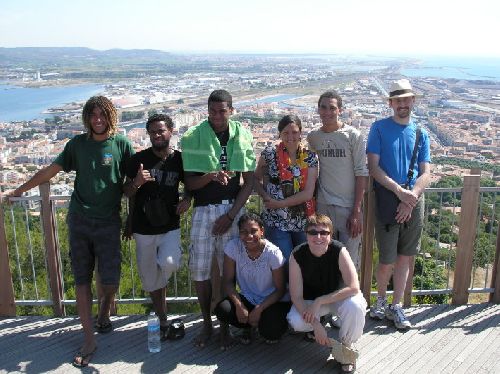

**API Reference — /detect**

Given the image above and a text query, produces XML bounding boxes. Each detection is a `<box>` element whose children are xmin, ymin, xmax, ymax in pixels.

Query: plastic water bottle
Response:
<box><xmin>147</xmin><ymin>312</ymin><xmax>161</xmax><ymax>353</ymax></box>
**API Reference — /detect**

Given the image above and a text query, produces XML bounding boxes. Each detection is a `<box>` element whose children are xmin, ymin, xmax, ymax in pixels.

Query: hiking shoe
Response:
<box><xmin>385</xmin><ymin>304</ymin><xmax>412</xmax><ymax>330</ymax></box>
<box><xmin>369</xmin><ymin>297</ymin><xmax>387</xmax><ymax>320</ymax></box>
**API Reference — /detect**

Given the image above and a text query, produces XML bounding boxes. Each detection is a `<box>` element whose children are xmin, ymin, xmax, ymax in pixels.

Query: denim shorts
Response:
<box><xmin>67</xmin><ymin>212</ymin><xmax>122</xmax><ymax>285</ymax></box>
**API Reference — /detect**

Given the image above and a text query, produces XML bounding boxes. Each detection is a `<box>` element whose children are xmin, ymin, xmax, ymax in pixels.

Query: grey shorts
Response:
<box><xmin>67</xmin><ymin>212</ymin><xmax>122</xmax><ymax>285</ymax></box>
<box><xmin>375</xmin><ymin>197</ymin><xmax>424</xmax><ymax>264</ymax></box>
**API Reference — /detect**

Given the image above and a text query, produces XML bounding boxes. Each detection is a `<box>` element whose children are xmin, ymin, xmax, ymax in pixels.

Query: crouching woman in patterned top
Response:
<box><xmin>287</xmin><ymin>214</ymin><xmax>367</xmax><ymax>373</ymax></box>
<box><xmin>214</xmin><ymin>213</ymin><xmax>291</xmax><ymax>349</ymax></box>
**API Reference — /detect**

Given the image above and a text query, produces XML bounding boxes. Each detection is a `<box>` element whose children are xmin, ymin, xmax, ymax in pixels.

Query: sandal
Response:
<box><xmin>238</xmin><ymin>328</ymin><xmax>252</xmax><ymax>345</ymax></box>
<box><xmin>95</xmin><ymin>320</ymin><xmax>113</xmax><ymax>334</ymax></box>
<box><xmin>340</xmin><ymin>362</ymin><xmax>356</xmax><ymax>373</ymax></box>
<box><xmin>160</xmin><ymin>324</ymin><xmax>170</xmax><ymax>342</ymax></box>
<box><xmin>166</xmin><ymin>319</ymin><xmax>185</xmax><ymax>340</ymax></box>
<box><xmin>72</xmin><ymin>347</ymin><xmax>97</xmax><ymax>368</ymax></box>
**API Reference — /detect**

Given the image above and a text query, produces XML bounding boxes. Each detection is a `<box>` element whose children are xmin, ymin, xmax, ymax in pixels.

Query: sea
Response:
<box><xmin>401</xmin><ymin>56</ymin><xmax>500</xmax><ymax>81</ymax></box>
<box><xmin>0</xmin><ymin>83</ymin><xmax>103</xmax><ymax>122</ymax></box>
<box><xmin>1</xmin><ymin>56</ymin><xmax>499</xmax><ymax>123</ymax></box>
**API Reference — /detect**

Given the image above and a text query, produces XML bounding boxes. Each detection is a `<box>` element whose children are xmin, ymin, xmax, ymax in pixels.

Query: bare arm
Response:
<box><xmin>412</xmin><ymin>161</ymin><xmax>431</xmax><ymax>198</ymax></box>
<box><xmin>289</xmin><ymin>254</ymin><xmax>307</xmax><ymax>315</ymax></box>
<box><xmin>212</xmin><ymin>171</ymin><xmax>255</xmax><ymax>235</ymax></box>
<box><xmin>254</xmin><ymin>156</ymin><xmax>272</xmax><ymax>201</ymax></box>
<box><xmin>222</xmin><ymin>254</ymin><xmax>249</xmax><ymax>324</ymax></box>
<box><xmin>123</xmin><ymin>163</ymin><xmax>155</xmax><ymax>198</ymax></box>
<box><xmin>248</xmin><ymin>264</ymin><xmax>286</xmax><ymax>327</ymax></box>
<box><xmin>11</xmin><ymin>163</ymin><xmax>63</xmax><ymax>197</ymax></box>
<box><xmin>264</xmin><ymin>166</ymin><xmax>318</xmax><ymax>209</ymax></box>
<box><xmin>347</xmin><ymin>175</ymin><xmax>368</xmax><ymax>237</ymax></box>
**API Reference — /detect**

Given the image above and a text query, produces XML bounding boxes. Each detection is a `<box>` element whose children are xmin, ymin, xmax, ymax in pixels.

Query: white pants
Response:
<box><xmin>134</xmin><ymin>229</ymin><xmax>182</xmax><ymax>292</ymax></box>
<box><xmin>287</xmin><ymin>293</ymin><xmax>367</xmax><ymax>345</ymax></box>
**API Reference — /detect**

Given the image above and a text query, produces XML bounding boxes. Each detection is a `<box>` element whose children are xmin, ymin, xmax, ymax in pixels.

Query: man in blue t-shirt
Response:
<box><xmin>366</xmin><ymin>79</ymin><xmax>431</xmax><ymax>330</ymax></box>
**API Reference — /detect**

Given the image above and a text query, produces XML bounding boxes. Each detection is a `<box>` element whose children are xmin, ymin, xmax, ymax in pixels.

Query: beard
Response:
<box><xmin>91</xmin><ymin>124</ymin><xmax>109</xmax><ymax>135</ymax></box>
<box><xmin>152</xmin><ymin>138</ymin><xmax>170</xmax><ymax>151</ymax></box>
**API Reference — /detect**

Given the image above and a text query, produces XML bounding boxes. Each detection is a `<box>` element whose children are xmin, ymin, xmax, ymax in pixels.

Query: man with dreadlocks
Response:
<box><xmin>10</xmin><ymin>95</ymin><xmax>134</xmax><ymax>367</ymax></box>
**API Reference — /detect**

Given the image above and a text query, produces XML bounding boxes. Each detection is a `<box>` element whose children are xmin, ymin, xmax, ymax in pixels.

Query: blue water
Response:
<box><xmin>0</xmin><ymin>84</ymin><xmax>104</xmax><ymax>122</ymax></box>
<box><xmin>235</xmin><ymin>94</ymin><xmax>301</xmax><ymax>107</ymax></box>
<box><xmin>401</xmin><ymin>57</ymin><xmax>500</xmax><ymax>81</ymax></box>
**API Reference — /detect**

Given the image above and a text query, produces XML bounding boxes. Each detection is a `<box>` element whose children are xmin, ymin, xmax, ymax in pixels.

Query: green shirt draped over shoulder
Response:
<box><xmin>54</xmin><ymin>133</ymin><xmax>134</xmax><ymax>219</ymax></box>
<box><xmin>180</xmin><ymin>119</ymin><xmax>256</xmax><ymax>172</ymax></box>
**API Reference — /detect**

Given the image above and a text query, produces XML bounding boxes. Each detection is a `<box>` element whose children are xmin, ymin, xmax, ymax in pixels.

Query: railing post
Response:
<box><xmin>39</xmin><ymin>182</ymin><xmax>65</xmax><ymax>316</ymax></box>
<box><xmin>0</xmin><ymin>195</ymin><xmax>16</xmax><ymax>316</ymax></box>
<box><xmin>490</xmin><ymin>221</ymin><xmax>500</xmax><ymax>303</ymax></box>
<box><xmin>360</xmin><ymin>179</ymin><xmax>375</xmax><ymax>306</ymax></box>
<box><xmin>452</xmin><ymin>174</ymin><xmax>481</xmax><ymax>305</ymax></box>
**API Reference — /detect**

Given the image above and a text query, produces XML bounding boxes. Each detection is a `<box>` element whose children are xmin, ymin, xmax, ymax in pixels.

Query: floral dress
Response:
<box><xmin>260</xmin><ymin>144</ymin><xmax>318</xmax><ymax>232</ymax></box>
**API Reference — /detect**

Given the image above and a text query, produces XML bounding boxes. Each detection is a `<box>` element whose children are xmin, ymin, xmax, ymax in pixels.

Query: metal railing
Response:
<box><xmin>0</xmin><ymin>173</ymin><xmax>499</xmax><ymax>316</ymax></box>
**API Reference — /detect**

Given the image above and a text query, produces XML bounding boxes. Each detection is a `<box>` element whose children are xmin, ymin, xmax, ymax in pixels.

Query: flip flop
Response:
<box><xmin>72</xmin><ymin>347</ymin><xmax>97</xmax><ymax>368</ymax></box>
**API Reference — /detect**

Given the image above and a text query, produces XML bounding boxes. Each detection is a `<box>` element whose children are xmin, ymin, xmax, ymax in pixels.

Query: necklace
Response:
<box><xmin>245</xmin><ymin>242</ymin><xmax>264</xmax><ymax>261</ymax></box>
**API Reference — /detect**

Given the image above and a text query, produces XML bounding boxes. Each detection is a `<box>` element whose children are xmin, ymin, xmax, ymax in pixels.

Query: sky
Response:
<box><xmin>1</xmin><ymin>0</ymin><xmax>499</xmax><ymax>57</ymax></box>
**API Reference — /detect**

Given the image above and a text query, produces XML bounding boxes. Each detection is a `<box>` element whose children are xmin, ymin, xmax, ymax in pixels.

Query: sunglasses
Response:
<box><xmin>306</xmin><ymin>230</ymin><xmax>331</xmax><ymax>236</ymax></box>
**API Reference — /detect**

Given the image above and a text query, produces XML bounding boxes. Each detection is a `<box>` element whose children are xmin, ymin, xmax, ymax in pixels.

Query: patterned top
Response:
<box><xmin>260</xmin><ymin>144</ymin><xmax>318</xmax><ymax>232</ymax></box>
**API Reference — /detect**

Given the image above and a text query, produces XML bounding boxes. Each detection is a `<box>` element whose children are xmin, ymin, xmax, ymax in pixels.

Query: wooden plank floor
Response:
<box><xmin>1</xmin><ymin>303</ymin><xmax>499</xmax><ymax>373</ymax></box>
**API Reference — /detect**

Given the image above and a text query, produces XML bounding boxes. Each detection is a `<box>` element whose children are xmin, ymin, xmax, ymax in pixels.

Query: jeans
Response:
<box><xmin>265</xmin><ymin>225</ymin><xmax>306</xmax><ymax>262</ymax></box>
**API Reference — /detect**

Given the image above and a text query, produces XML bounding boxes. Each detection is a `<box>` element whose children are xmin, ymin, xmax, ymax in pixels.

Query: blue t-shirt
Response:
<box><xmin>366</xmin><ymin>117</ymin><xmax>431</xmax><ymax>188</ymax></box>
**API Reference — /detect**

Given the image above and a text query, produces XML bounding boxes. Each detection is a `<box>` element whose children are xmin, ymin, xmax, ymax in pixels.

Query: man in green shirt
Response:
<box><xmin>11</xmin><ymin>96</ymin><xmax>134</xmax><ymax>367</ymax></box>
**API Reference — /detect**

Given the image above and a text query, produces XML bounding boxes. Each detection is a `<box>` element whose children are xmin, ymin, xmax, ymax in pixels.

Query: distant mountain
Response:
<box><xmin>0</xmin><ymin>47</ymin><xmax>178</xmax><ymax>67</ymax></box>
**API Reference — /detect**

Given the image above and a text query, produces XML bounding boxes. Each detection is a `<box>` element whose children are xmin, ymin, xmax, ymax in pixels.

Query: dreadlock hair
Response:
<box><xmin>82</xmin><ymin>96</ymin><xmax>118</xmax><ymax>137</ymax></box>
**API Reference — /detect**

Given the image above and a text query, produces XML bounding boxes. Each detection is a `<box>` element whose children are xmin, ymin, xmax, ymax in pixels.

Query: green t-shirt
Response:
<box><xmin>54</xmin><ymin>133</ymin><xmax>134</xmax><ymax>218</ymax></box>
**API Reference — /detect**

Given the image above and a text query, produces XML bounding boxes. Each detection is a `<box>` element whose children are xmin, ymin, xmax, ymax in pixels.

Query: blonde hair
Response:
<box><xmin>82</xmin><ymin>96</ymin><xmax>118</xmax><ymax>137</ymax></box>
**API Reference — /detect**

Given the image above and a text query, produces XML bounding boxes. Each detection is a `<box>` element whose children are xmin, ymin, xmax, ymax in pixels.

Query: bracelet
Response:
<box><xmin>226</xmin><ymin>213</ymin><xmax>234</xmax><ymax>221</ymax></box>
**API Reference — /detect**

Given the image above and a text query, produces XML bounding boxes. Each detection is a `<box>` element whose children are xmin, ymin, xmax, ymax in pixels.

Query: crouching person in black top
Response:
<box><xmin>287</xmin><ymin>214</ymin><xmax>367</xmax><ymax>373</ymax></box>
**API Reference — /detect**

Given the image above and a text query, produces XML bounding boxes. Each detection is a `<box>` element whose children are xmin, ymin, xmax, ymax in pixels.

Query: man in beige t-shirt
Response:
<box><xmin>307</xmin><ymin>90</ymin><xmax>368</xmax><ymax>270</ymax></box>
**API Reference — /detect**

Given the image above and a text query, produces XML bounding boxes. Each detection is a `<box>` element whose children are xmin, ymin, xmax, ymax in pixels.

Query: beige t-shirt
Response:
<box><xmin>307</xmin><ymin>125</ymin><xmax>368</xmax><ymax>208</ymax></box>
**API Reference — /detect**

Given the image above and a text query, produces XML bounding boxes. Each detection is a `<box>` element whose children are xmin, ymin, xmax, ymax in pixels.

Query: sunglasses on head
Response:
<box><xmin>306</xmin><ymin>230</ymin><xmax>331</xmax><ymax>236</ymax></box>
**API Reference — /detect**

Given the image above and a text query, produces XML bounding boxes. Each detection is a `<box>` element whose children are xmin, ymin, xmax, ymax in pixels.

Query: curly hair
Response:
<box><xmin>318</xmin><ymin>90</ymin><xmax>343</xmax><ymax>109</ymax></box>
<box><xmin>146</xmin><ymin>113</ymin><xmax>174</xmax><ymax>131</ymax></box>
<box><xmin>82</xmin><ymin>96</ymin><xmax>118</xmax><ymax>137</ymax></box>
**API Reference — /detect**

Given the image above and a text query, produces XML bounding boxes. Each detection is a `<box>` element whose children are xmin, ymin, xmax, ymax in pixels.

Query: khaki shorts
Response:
<box><xmin>134</xmin><ymin>229</ymin><xmax>181</xmax><ymax>292</ymax></box>
<box><xmin>189</xmin><ymin>204</ymin><xmax>243</xmax><ymax>281</ymax></box>
<box><xmin>375</xmin><ymin>197</ymin><xmax>424</xmax><ymax>264</ymax></box>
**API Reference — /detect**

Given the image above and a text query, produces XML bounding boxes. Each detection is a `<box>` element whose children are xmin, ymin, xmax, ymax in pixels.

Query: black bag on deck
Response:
<box><xmin>374</xmin><ymin>127</ymin><xmax>421</xmax><ymax>228</ymax></box>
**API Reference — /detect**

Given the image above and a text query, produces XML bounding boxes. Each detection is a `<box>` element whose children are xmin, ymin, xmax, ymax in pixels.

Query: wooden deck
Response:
<box><xmin>1</xmin><ymin>303</ymin><xmax>499</xmax><ymax>373</ymax></box>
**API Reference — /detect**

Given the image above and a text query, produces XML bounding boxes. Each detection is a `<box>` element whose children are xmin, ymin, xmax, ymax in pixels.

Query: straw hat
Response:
<box><xmin>387</xmin><ymin>79</ymin><xmax>416</xmax><ymax>99</ymax></box>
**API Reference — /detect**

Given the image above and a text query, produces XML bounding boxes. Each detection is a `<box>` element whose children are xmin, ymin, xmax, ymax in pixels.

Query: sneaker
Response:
<box><xmin>320</xmin><ymin>313</ymin><xmax>341</xmax><ymax>328</ymax></box>
<box><xmin>385</xmin><ymin>304</ymin><xmax>412</xmax><ymax>330</ymax></box>
<box><xmin>369</xmin><ymin>297</ymin><xmax>387</xmax><ymax>320</ymax></box>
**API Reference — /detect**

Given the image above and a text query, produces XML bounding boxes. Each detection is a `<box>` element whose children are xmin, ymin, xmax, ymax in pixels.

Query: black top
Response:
<box><xmin>125</xmin><ymin>148</ymin><xmax>184</xmax><ymax>235</ymax></box>
<box><xmin>292</xmin><ymin>240</ymin><xmax>342</xmax><ymax>300</ymax></box>
<box><xmin>187</xmin><ymin>129</ymin><xmax>241</xmax><ymax>207</ymax></box>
